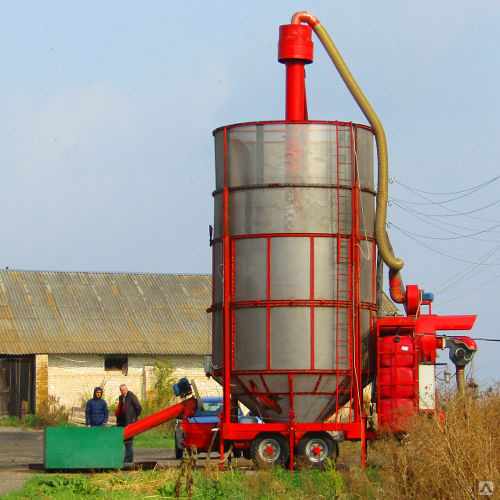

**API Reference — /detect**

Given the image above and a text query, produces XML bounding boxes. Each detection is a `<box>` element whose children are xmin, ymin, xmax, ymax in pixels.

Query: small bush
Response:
<box><xmin>0</xmin><ymin>415</ymin><xmax>22</xmax><ymax>427</ymax></box>
<box><xmin>108</xmin><ymin>399</ymin><xmax>118</xmax><ymax>413</ymax></box>
<box><xmin>23</xmin><ymin>413</ymin><xmax>41</xmax><ymax>427</ymax></box>
<box><xmin>141</xmin><ymin>361</ymin><xmax>177</xmax><ymax>431</ymax></box>
<box><xmin>36</xmin><ymin>395</ymin><xmax>68</xmax><ymax>427</ymax></box>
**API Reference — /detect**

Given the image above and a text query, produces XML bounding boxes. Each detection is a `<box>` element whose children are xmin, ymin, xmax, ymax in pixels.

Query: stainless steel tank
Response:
<box><xmin>211</xmin><ymin>121</ymin><xmax>377</xmax><ymax>423</ymax></box>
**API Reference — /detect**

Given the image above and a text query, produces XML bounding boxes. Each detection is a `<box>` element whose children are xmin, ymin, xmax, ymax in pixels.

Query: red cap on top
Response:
<box><xmin>278</xmin><ymin>24</ymin><xmax>313</xmax><ymax>64</ymax></box>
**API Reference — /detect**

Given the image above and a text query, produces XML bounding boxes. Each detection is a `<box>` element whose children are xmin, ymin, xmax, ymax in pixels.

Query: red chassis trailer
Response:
<box><xmin>180</xmin><ymin>418</ymin><xmax>372</xmax><ymax>467</ymax></box>
<box><xmin>180</xmin><ymin>302</ymin><xmax>475</xmax><ymax>469</ymax></box>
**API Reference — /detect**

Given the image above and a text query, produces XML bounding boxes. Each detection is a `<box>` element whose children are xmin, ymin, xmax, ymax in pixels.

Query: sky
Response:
<box><xmin>1</xmin><ymin>1</ymin><xmax>499</xmax><ymax>384</ymax></box>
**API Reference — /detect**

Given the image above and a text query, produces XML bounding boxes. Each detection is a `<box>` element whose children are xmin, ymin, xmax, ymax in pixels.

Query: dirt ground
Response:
<box><xmin>0</xmin><ymin>427</ymin><xmax>43</xmax><ymax>496</ymax></box>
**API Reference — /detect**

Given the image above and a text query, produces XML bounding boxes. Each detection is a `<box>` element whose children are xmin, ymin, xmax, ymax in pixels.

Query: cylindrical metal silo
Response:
<box><xmin>211</xmin><ymin>121</ymin><xmax>377</xmax><ymax>423</ymax></box>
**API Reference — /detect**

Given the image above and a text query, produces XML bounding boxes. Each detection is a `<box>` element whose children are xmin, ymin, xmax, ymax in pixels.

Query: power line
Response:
<box><xmin>389</xmin><ymin>223</ymin><xmax>500</xmax><ymax>265</ymax></box>
<box><xmin>391</xmin><ymin>178</ymin><xmax>500</xmax><ymax>223</ymax></box>
<box><xmin>434</xmin><ymin>269</ymin><xmax>500</xmax><ymax>306</ymax></box>
<box><xmin>389</xmin><ymin>177</ymin><xmax>500</xmax><ymax>297</ymax></box>
<box><xmin>474</xmin><ymin>338</ymin><xmax>500</xmax><ymax>342</ymax></box>
<box><xmin>392</xmin><ymin>201</ymin><xmax>500</xmax><ymax>236</ymax></box>
<box><xmin>434</xmin><ymin>246</ymin><xmax>500</xmax><ymax>295</ymax></box>
<box><xmin>393</xmin><ymin>176</ymin><xmax>500</xmax><ymax>196</ymax></box>
<box><xmin>391</xmin><ymin>183</ymin><xmax>498</xmax><ymax>206</ymax></box>
<box><xmin>390</xmin><ymin>221</ymin><xmax>500</xmax><ymax>241</ymax></box>
<box><xmin>394</xmin><ymin>197</ymin><xmax>500</xmax><ymax>219</ymax></box>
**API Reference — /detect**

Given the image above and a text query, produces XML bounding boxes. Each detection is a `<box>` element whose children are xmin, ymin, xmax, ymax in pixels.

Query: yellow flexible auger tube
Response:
<box><xmin>291</xmin><ymin>12</ymin><xmax>404</xmax><ymax>272</ymax></box>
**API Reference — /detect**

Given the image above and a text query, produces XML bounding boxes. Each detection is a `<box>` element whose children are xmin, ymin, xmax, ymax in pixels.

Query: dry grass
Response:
<box><xmin>372</xmin><ymin>391</ymin><xmax>500</xmax><ymax>500</ymax></box>
<box><xmin>91</xmin><ymin>466</ymin><xmax>178</xmax><ymax>496</ymax></box>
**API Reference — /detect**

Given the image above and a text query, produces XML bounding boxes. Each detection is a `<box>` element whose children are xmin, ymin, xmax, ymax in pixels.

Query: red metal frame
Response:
<box><xmin>221</xmin><ymin>127</ymin><xmax>231</xmax><ymax>460</ymax></box>
<box><xmin>212</xmin><ymin>120</ymin><xmax>374</xmax><ymax>135</ymax></box>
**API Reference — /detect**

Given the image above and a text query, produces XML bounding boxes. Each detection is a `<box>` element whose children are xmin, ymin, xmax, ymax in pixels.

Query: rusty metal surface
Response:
<box><xmin>0</xmin><ymin>271</ymin><xmax>212</xmax><ymax>355</ymax></box>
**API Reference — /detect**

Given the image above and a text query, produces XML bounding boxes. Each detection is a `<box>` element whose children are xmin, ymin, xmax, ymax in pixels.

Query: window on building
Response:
<box><xmin>104</xmin><ymin>356</ymin><xmax>128</xmax><ymax>375</ymax></box>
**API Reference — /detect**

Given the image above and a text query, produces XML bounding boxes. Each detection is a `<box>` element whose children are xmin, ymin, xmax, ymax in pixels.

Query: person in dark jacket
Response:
<box><xmin>85</xmin><ymin>387</ymin><xmax>109</xmax><ymax>427</ymax></box>
<box><xmin>115</xmin><ymin>384</ymin><xmax>142</xmax><ymax>462</ymax></box>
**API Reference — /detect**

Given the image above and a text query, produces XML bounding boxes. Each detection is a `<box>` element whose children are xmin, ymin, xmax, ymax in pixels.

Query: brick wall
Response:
<box><xmin>35</xmin><ymin>354</ymin><xmax>49</xmax><ymax>411</ymax></box>
<box><xmin>46</xmin><ymin>354</ymin><xmax>221</xmax><ymax>410</ymax></box>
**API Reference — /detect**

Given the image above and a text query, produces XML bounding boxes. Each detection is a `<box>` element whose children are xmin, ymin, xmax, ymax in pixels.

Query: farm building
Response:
<box><xmin>0</xmin><ymin>270</ymin><xmax>219</xmax><ymax>417</ymax></box>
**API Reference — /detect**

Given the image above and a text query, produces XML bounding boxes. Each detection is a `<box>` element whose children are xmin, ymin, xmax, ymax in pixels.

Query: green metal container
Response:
<box><xmin>44</xmin><ymin>427</ymin><xmax>124</xmax><ymax>469</ymax></box>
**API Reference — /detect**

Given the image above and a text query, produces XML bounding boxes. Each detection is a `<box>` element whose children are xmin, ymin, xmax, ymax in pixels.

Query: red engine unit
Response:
<box><xmin>376</xmin><ymin>312</ymin><xmax>477</xmax><ymax>433</ymax></box>
<box><xmin>378</xmin><ymin>333</ymin><xmax>417</xmax><ymax>431</ymax></box>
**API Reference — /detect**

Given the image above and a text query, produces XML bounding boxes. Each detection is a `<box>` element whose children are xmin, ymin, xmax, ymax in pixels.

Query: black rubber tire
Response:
<box><xmin>233</xmin><ymin>448</ymin><xmax>242</xmax><ymax>458</ymax></box>
<box><xmin>296</xmin><ymin>433</ymin><xmax>337</xmax><ymax>469</ymax></box>
<box><xmin>250</xmin><ymin>433</ymin><xmax>289</xmax><ymax>468</ymax></box>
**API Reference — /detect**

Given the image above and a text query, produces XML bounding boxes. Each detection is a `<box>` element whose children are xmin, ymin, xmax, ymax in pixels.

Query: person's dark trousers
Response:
<box><xmin>124</xmin><ymin>439</ymin><xmax>134</xmax><ymax>462</ymax></box>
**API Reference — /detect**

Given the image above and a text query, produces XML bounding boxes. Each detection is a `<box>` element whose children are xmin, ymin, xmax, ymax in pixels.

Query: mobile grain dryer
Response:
<box><xmin>44</xmin><ymin>11</ymin><xmax>477</xmax><ymax>471</ymax></box>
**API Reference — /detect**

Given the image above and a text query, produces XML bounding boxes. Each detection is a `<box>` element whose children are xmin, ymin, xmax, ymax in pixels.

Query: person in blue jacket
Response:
<box><xmin>85</xmin><ymin>387</ymin><xmax>109</xmax><ymax>427</ymax></box>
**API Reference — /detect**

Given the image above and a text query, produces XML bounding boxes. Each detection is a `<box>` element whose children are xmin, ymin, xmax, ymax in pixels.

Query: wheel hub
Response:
<box><xmin>264</xmin><ymin>445</ymin><xmax>275</xmax><ymax>456</ymax></box>
<box><xmin>305</xmin><ymin>438</ymin><xmax>328</xmax><ymax>463</ymax></box>
<box><xmin>258</xmin><ymin>438</ymin><xmax>281</xmax><ymax>462</ymax></box>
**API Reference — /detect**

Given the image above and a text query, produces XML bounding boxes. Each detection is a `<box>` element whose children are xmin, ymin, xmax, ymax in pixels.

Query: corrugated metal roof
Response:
<box><xmin>380</xmin><ymin>292</ymin><xmax>400</xmax><ymax>316</ymax></box>
<box><xmin>0</xmin><ymin>271</ymin><xmax>212</xmax><ymax>356</ymax></box>
<box><xmin>0</xmin><ymin>269</ymin><xmax>400</xmax><ymax>356</ymax></box>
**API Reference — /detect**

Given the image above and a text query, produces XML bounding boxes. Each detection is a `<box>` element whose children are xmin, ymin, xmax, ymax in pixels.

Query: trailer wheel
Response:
<box><xmin>296</xmin><ymin>433</ymin><xmax>337</xmax><ymax>469</ymax></box>
<box><xmin>250</xmin><ymin>433</ymin><xmax>289</xmax><ymax>468</ymax></box>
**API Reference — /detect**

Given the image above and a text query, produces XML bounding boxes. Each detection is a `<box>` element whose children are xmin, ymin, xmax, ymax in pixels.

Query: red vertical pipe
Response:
<box><xmin>230</xmin><ymin>243</ymin><xmax>235</xmax><ymax>368</ymax></box>
<box><xmin>222</xmin><ymin>128</ymin><xmax>231</xmax><ymax>443</ymax></box>
<box><xmin>351</xmin><ymin>126</ymin><xmax>362</xmax><ymax>423</ymax></box>
<box><xmin>266</xmin><ymin>236</ymin><xmax>271</xmax><ymax>370</ymax></box>
<box><xmin>288</xmin><ymin>374</ymin><xmax>295</xmax><ymax>471</ymax></box>
<box><xmin>334</xmin><ymin>125</ymin><xmax>341</xmax><ymax>421</ymax></box>
<box><xmin>361</xmin><ymin>413</ymin><xmax>367</xmax><ymax>469</ymax></box>
<box><xmin>285</xmin><ymin>63</ymin><xmax>306</xmax><ymax>120</ymax></box>
<box><xmin>310</xmin><ymin>236</ymin><xmax>315</xmax><ymax>370</ymax></box>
